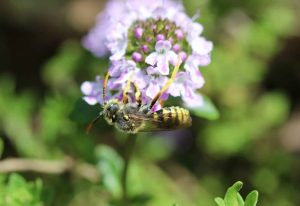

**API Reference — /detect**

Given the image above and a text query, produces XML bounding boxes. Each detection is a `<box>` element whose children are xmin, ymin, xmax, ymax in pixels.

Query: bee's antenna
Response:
<box><xmin>86</xmin><ymin>112</ymin><xmax>103</xmax><ymax>134</ymax></box>
<box><xmin>103</xmin><ymin>72</ymin><xmax>110</xmax><ymax>104</ymax></box>
<box><xmin>87</xmin><ymin>72</ymin><xmax>109</xmax><ymax>134</ymax></box>
<box><xmin>149</xmin><ymin>57</ymin><xmax>182</xmax><ymax>109</ymax></box>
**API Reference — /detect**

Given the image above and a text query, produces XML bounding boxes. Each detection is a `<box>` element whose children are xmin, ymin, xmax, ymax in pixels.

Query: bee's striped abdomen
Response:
<box><xmin>173</xmin><ymin>107</ymin><xmax>192</xmax><ymax>128</ymax></box>
<box><xmin>151</xmin><ymin>106</ymin><xmax>192</xmax><ymax>129</ymax></box>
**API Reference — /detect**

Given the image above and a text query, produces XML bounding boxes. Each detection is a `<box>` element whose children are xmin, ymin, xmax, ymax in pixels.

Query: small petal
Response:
<box><xmin>183</xmin><ymin>90</ymin><xmax>204</xmax><ymax>108</ymax></box>
<box><xmin>109</xmin><ymin>59</ymin><xmax>136</xmax><ymax>77</ymax></box>
<box><xmin>81</xmin><ymin>81</ymin><xmax>94</xmax><ymax>95</ymax></box>
<box><xmin>189</xmin><ymin>22</ymin><xmax>203</xmax><ymax>37</ymax></box>
<box><xmin>190</xmin><ymin>69</ymin><xmax>205</xmax><ymax>88</ymax></box>
<box><xmin>155</xmin><ymin>40</ymin><xmax>172</xmax><ymax>53</ymax></box>
<box><xmin>157</xmin><ymin>55</ymin><xmax>169</xmax><ymax>75</ymax></box>
<box><xmin>146</xmin><ymin>66</ymin><xmax>159</xmax><ymax>75</ymax></box>
<box><xmin>114</xmin><ymin>72</ymin><xmax>132</xmax><ymax>85</ymax></box>
<box><xmin>151</xmin><ymin>103</ymin><xmax>162</xmax><ymax>112</ymax></box>
<box><xmin>168</xmin><ymin>51</ymin><xmax>178</xmax><ymax>66</ymax></box>
<box><xmin>146</xmin><ymin>83</ymin><xmax>160</xmax><ymax>99</ymax></box>
<box><xmin>195</xmin><ymin>53</ymin><xmax>211</xmax><ymax>66</ymax></box>
<box><xmin>145</xmin><ymin>52</ymin><xmax>158</xmax><ymax>66</ymax></box>
<box><xmin>168</xmin><ymin>84</ymin><xmax>181</xmax><ymax>96</ymax></box>
<box><xmin>167</xmin><ymin>72</ymin><xmax>186</xmax><ymax>96</ymax></box>
<box><xmin>191</xmin><ymin>37</ymin><xmax>213</xmax><ymax>55</ymax></box>
<box><xmin>133</xmin><ymin>70</ymin><xmax>148</xmax><ymax>89</ymax></box>
<box><xmin>83</xmin><ymin>96</ymin><xmax>98</xmax><ymax>105</ymax></box>
<box><xmin>160</xmin><ymin>92</ymin><xmax>170</xmax><ymax>101</ymax></box>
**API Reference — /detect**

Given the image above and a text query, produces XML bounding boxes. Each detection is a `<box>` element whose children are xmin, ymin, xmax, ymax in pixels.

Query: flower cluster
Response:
<box><xmin>81</xmin><ymin>0</ymin><xmax>213</xmax><ymax>109</ymax></box>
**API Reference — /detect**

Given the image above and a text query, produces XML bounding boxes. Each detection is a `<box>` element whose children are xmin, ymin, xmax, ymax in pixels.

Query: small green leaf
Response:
<box><xmin>229</xmin><ymin>181</ymin><xmax>243</xmax><ymax>192</ymax></box>
<box><xmin>95</xmin><ymin>145</ymin><xmax>124</xmax><ymax>198</ymax></box>
<box><xmin>244</xmin><ymin>191</ymin><xmax>259</xmax><ymax>206</ymax></box>
<box><xmin>237</xmin><ymin>193</ymin><xmax>245</xmax><ymax>206</ymax></box>
<box><xmin>69</xmin><ymin>98</ymin><xmax>101</xmax><ymax>124</ymax></box>
<box><xmin>224</xmin><ymin>181</ymin><xmax>243</xmax><ymax>206</ymax></box>
<box><xmin>214</xmin><ymin>197</ymin><xmax>226</xmax><ymax>206</ymax></box>
<box><xmin>189</xmin><ymin>95</ymin><xmax>219</xmax><ymax>120</ymax></box>
<box><xmin>0</xmin><ymin>173</ymin><xmax>43</xmax><ymax>206</ymax></box>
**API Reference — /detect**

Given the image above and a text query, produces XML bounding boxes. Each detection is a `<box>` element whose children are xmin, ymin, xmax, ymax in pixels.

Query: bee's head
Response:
<box><xmin>103</xmin><ymin>99</ymin><xmax>120</xmax><ymax>123</ymax></box>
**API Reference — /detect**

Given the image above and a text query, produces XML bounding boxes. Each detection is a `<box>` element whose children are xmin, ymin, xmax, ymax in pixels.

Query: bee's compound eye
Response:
<box><xmin>109</xmin><ymin>104</ymin><xmax>119</xmax><ymax>114</ymax></box>
<box><xmin>123</xmin><ymin>115</ymin><xmax>129</xmax><ymax>121</ymax></box>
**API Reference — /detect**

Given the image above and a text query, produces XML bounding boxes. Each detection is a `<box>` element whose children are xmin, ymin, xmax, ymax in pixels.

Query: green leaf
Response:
<box><xmin>237</xmin><ymin>193</ymin><xmax>245</xmax><ymax>206</ymax></box>
<box><xmin>244</xmin><ymin>191</ymin><xmax>259</xmax><ymax>206</ymax></box>
<box><xmin>224</xmin><ymin>181</ymin><xmax>243</xmax><ymax>206</ymax></box>
<box><xmin>95</xmin><ymin>145</ymin><xmax>124</xmax><ymax>198</ymax></box>
<box><xmin>0</xmin><ymin>173</ymin><xmax>43</xmax><ymax>206</ymax></box>
<box><xmin>69</xmin><ymin>98</ymin><xmax>101</xmax><ymax>124</ymax></box>
<box><xmin>214</xmin><ymin>197</ymin><xmax>226</xmax><ymax>206</ymax></box>
<box><xmin>189</xmin><ymin>95</ymin><xmax>219</xmax><ymax>120</ymax></box>
<box><xmin>216</xmin><ymin>181</ymin><xmax>259</xmax><ymax>206</ymax></box>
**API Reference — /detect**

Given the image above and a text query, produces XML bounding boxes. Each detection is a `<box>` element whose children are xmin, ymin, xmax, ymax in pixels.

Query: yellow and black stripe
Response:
<box><xmin>151</xmin><ymin>106</ymin><xmax>192</xmax><ymax>129</ymax></box>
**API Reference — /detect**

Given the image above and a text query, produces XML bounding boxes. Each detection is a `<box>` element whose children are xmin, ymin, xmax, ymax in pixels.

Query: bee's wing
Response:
<box><xmin>129</xmin><ymin>107</ymin><xmax>192</xmax><ymax>132</ymax></box>
<box><xmin>128</xmin><ymin>113</ymin><xmax>167</xmax><ymax>132</ymax></box>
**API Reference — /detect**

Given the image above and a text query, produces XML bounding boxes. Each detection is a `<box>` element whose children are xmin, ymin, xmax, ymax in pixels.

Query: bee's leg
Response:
<box><xmin>103</xmin><ymin>71</ymin><xmax>110</xmax><ymax>103</ymax></box>
<box><xmin>149</xmin><ymin>57</ymin><xmax>182</xmax><ymax>109</ymax></box>
<box><xmin>159</xmin><ymin>99</ymin><xmax>165</xmax><ymax>107</ymax></box>
<box><xmin>122</xmin><ymin>78</ymin><xmax>132</xmax><ymax>104</ymax></box>
<box><xmin>132</xmin><ymin>82</ymin><xmax>142</xmax><ymax>107</ymax></box>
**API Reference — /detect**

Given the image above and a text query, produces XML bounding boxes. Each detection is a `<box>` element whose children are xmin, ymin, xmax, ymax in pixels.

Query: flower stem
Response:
<box><xmin>121</xmin><ymin>134</ymin><xmax>137</xmax><ymax>204</ymax></box>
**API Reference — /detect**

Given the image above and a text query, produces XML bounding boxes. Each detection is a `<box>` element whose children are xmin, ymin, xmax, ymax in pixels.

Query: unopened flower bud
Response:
<box><xmin>141</xmin><ymin>45</ymin><xmax>149</xmax><ymax>53</ymax></box>
<box><xmin>132</xmin><ymin>52</ymin><xmax>143</xmax><ymax>62</ymax></box>
<box><xmin>173</xmin><ymin>44</ymin><xmax>181</xmax><ymax>52</ymax></box>
<box><xmin>179</xmin><ymin>51</ymin><xmax>187</xmax><ymax>61</ymax></box>
<box><xmin>156</xmin><ymin>34</ymin><xmax>165</xmax><ymax>41</ymax></box>
<box><xmin>134</xmin><ymin>27</ymin><xmax>143</xmax><ymax>39</ymax></box>
<box><xmin>175</xmin><ymin>29</ymin><xmax>184</xmax><ymax>40</ymax></box>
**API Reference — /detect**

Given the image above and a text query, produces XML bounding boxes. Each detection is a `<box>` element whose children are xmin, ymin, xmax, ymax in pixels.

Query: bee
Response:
<box><xmin>87</xmin><ymin>59</ymin><xmax>192</xmax><ymax>133</ymax></box>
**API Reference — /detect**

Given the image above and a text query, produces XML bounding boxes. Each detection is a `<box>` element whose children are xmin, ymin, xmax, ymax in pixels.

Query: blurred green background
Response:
<box><xmin>0</xmin><ymin>0</ymin><xmax>300</xmax><ymax>205</ymax></box>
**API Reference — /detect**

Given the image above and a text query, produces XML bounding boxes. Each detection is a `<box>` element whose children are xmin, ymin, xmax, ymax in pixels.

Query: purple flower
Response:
<box><xmin>145</xmin><ymin>76</ymin><xmax>168</xmax><ymax>99</ymax></box>
<box><xmin>81</xmin><ymin>79</ymin><xmax>103</xmax><ymax>105</ymax></box>
<box><xmin>81</xmin><ymin>0</ymin><xmax>213</xmax><ymax>110</ymax></box>
<box><xmin>145</xmin><ymin>40</ymin><xmax>178</xmax><ymax>75</ymax></box>
<box><xmin>168</xmin><ymin>72</ymin><xmax>205</xmax><ymax>107</ymax></box>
